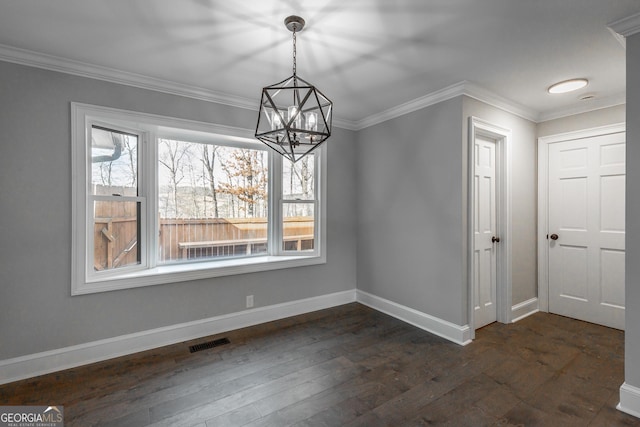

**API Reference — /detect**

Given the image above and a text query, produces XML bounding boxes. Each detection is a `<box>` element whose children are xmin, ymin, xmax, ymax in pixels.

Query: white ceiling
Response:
<box><xmin>1</xmin><ymin>0</ymin><xmax>639</xmax><ymax>127</ymax></box>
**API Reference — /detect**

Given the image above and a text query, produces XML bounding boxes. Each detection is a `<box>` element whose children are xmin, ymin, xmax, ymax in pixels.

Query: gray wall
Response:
<box><xmin>462</xmin><ymin>97</ymin><xmax>538</xmax><ymax>306</ymax></box>
<box><xmin>537</xmin><ymin>104</ymin><xmax>626</xmax><ymax>138</ymax></box>
<box><xmin>355</xmin><ymin>95</ymin><xmax>539</xmax><ymax>327</ymax></box>
<box><xmin>1</xmin><ymin>53</ymin><xmax>633</xmax><ymax>370</ymax></box>
<box><xmin>356</xmin><ymin>97</ymin><xmax>467</xmax><ymax>325</ymax></box>
<box><xmin>625</xmin><ymin>33</ymin><xmax>640</xmax><ymax>390</ymax></box>
<box><xmin>0</xmin><ymin>61</ymin><xmax>358</xmax><ymax>360</ymax></box>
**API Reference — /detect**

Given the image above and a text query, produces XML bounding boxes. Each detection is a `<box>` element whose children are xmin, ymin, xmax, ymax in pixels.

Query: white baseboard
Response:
<box><xmin>511</xmin><ymin>297</ymin><xmax>539</xmax><ymax>323</ymax></box>
<box><xmin>355</xmin><ymin>290</ymin><xmax>472</xmax><ymax>345</ymax></box>
<box><xmin>1</xmin><ymin>289</ymin><xmax>477</xmax><ymax>385</ymax></box>
<box><xmin>0</xmin><ymin>290</ymin><xmax>356</xmax><ymax>385</ymax></box>
<box><xmin>618</xmin><ymin>382</ymin><xmax>640</xmax><ymax>419</ymax></box>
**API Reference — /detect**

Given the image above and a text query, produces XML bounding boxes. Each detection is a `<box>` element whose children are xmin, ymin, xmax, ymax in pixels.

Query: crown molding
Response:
<box><xmin>353</xmin><ymin>81</ymin><xmax>540</xmax><ymax>130</ymax></box>
<box><xmin>0</xmin><ymin>43</ymin><xmax>362</xmax><ymax>131</ymax></box>
<box><xmin>0</xmin><ymin>43</ymin><xmax>260</xmax><ymax>110</ymax></box>
<box><xmin>537</xmin><ymin>92</ymin><xmax>626</xmax><ymax>123</ymax></box>
<box><xmin>353</xmin><ymin>80</ymin><xmax>627</xmax><ymax>129</ymax></box>
<box><xmin>463</xmin><ymin>81</ymin><xmax>539</xmax><ymax>122</ymax></box>
<box><xmin>331</xmin><ymin>117</ymin><xmax>358</xmax><ymax>131</ymax></box>
<box><xmin>0</xmin><ymin>43</ymin><xmax>626</xmax><ymax>131</ymax></box>
<box><xmin>353</xmin><ymin>81</ymin><xmax>468</xmax><ymax>130</ymax></box>
<box><xmin>609</xmin><ymin>12</ymin><xmax>640</xmax><ymax>38</ymax></box>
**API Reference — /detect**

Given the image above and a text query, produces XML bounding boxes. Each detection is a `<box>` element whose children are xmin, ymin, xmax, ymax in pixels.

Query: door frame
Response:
<box><xmin>537</xmin><ymin>122</ymin><xmax>626</xmax><ymax>312</ymax></box>
<box><xmin>467</xmin><ymin>117</ymin><xmax>512</xmax><ymax>334</ymax></box>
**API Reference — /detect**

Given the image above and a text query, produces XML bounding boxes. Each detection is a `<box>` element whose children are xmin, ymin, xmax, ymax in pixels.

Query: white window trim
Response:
<box><xmin>71</xmin><ymin>102</ymin><xmax>327</xmax><ymax>295</ymax></box>
<box><xmin>85</xmin><ymin>121</ymin><xmax>150</xmax><ymax>282</ymax></box>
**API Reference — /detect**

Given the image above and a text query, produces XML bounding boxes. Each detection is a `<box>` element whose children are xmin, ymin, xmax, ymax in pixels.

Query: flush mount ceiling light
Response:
<box><xmin>255</xmin><ymin>15</ymin><xmax>333</xmax><ymax>163</ymax></box>
<box><xmin>548</xmin><ymin>78</ymin><xmax>589</xmax><ymax>94</ymax></box>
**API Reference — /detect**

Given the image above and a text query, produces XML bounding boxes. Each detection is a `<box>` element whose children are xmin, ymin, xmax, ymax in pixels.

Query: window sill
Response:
<box><xmin>72</xmin><ymin>254</ymin><xmax>326</xmax><ymax>295</ymax></box>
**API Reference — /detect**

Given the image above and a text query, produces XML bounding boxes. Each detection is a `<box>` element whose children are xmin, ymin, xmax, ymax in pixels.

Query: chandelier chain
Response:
<box><xmin>292</xmin><ymin>27</ymin><xmax>297</xmax><ymax>76</ymax></box>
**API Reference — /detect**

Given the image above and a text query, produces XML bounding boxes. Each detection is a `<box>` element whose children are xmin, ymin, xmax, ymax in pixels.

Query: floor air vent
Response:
<box><xmin>189</xmin><ymin>337</ymin><xmax>230</xmax><ymax>353</ymax></box>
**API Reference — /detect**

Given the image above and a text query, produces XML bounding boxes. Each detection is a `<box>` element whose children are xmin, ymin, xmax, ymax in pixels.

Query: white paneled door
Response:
<box><xmin>548</xmin><ymin>132</ymin><xmax>625</xmax><ymax>330</ymax></box>
<box><xmin>474</xmin><ymin>135</ymin><xmax>498</xmax><ymax>329</ymax></box>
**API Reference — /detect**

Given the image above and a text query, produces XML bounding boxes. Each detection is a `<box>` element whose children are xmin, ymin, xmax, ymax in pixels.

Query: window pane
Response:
<box><xmin>283</xmin><ymin>202</ymin><xmax>314</xmax><ymax>252</ymax></box>
<box><xmin>158</xmin><ymin>140</ymin><xmax>269</xmax><ymax>262</ymax></box>
<box><xmin>93</xmin><ymin>200</ymin><xmax>140</xmax><ymax>271</ymax></box>
<box><xmin>90</xmin><ymin>126</ymin><xmax>138</xmax><ymax>196</ymax></box>
<box><xmin>283</xmin><ymin>155</ymin><xmax>314</xmax><ymax>200</ymax></box>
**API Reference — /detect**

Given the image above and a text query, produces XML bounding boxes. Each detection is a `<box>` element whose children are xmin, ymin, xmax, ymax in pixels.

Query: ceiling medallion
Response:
<box><xmin>255</xmin><ymin>16</ymin><xmax>333</xmax><ymax>163</ymax></box>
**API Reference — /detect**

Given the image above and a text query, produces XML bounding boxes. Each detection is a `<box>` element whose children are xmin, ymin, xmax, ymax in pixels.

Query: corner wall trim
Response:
<box><xmin>609</xmin><ymin>12</ymin><xmax>640</xmax><ymax>38</ymax></box>
<box><xmin>356</xmin><ymin>290</ymin><xmax>472</xmax><ymax>345</ymax></box>
<box><xmin>511</xmin><ymin>298</ymin><xmax>539</xmax><ymax>323</ymax></box>
<box><xmin>0</xmin><ymin>290</ymin><xmax>356</xmax><ymax>385</ymax></box>
<box><xmin>618</xmin><ymin>382</ymin><xmax>640</xmax><ymax>419</ymax></box>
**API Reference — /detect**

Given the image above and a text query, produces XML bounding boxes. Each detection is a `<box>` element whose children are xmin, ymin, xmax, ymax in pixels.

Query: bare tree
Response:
<box><xmin>202</xmin><ymin>145</ymin><xmax>219</xmax><ymax>218</ymax></box>
<box><xmin>122</xmin><ymin>135</ymin><xmax>137</xmax><ymax>188</ymax></box>
<box><xmin>159</xmin><ymin>139</ymin><xmax>191</xmax><ymax>218</ymax></box>
<box><xmin>220</xmin><ymin>153</ymin><xmax>236</xmax><ymax>217</ymax></box>
<box><xmin>187</xmin><ymin>162</ymin><xmax>201</xmax><ymax>217</ymax></box>
<box><xmin>286</xmin><ymin>155</ymin><xmax>313</xmax><ymax>216</ymax></box>
<box><xmin>291</xmin><ymin>155</ymin><xmax>313</xmax><ymax>198</ymax></box>
<box><xmin>99</xmin><ymin>160</ymin><xmax>113</xmax><ymax>188</ymax></box>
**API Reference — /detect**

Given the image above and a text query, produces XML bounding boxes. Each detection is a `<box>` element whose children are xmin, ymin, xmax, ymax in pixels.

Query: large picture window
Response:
<box><xmin>157</xmin><ymin>140</ymin><xmax>270</xmax><ymax>262</ymax></box>
<box><xmin>72</xmin><ymin>103</ymin><xmax>325</xmax><ymax>294</ymax></box>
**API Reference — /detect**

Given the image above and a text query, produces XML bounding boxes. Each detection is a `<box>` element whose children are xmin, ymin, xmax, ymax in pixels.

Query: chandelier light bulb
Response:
<box><xmin>306</xmin><ymin>112</ymin><xmax>317</xmax><ymax>131</ymax></box>
<box><xmin>271</xmin><ymin>111</ymin><xmax>282</xmax><ymax>130</ymax></box>
<box><xmin>288</xmin><ymin>105</ymin><xmax>301</xmax><ymax>129</ymax></box>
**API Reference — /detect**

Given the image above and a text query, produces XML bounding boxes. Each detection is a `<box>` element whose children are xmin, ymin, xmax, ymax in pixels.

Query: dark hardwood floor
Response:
<box><xmin>1</xmin><ymin>303</ymin><xmax>639</xmax><ymax>426</ymax></box>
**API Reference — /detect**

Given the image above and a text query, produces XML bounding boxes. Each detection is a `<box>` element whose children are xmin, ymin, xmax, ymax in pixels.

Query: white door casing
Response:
<box><xmin>468</xmin><ymin>117</ymin><xmax>512</xmax><ymax>333</ymax></box>
<box><xmin>538</xmin><ymin>124</ymin><xmax>626</xmax><ymax>330</ymax></box>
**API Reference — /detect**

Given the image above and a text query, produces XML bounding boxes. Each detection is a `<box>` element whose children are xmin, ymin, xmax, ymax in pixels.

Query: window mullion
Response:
<box><xmin>147</xmin><ymin>130</ymin><xmax>158</xmax><ymax>268</ymax></box>
<box><xmin>314</xmin><ymin>151</ymin><xmax>321</xmax><ymax>255</ymax></box>
<box><xmin>317</xmin><ymin>146</ymin><xmax>327</xmax><ymax>259</ymax></box>
<box><xmin>269</xmin><ymin>151</ymin><xmax>283</xmax><ymax>256</ymax></box>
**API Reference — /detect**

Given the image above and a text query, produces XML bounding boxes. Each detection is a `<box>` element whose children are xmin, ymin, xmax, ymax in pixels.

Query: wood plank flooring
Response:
<box><xmin>1</xmin><ymin>303</ymin><xmax>639</xmax><ymax>426</ymax></box>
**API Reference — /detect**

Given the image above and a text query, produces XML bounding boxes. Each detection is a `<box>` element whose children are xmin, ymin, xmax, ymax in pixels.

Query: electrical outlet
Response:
<box><xmin>246</xmin><ymin>295</ymin><xmax>254</xmax><ymax>308</ymax></box>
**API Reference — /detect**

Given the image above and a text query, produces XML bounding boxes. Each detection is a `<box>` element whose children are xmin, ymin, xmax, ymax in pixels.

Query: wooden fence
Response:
<box><xmin>93</xmin><ymin>216</ymin><xmax>314</xmax><ymax>270</ymax></box>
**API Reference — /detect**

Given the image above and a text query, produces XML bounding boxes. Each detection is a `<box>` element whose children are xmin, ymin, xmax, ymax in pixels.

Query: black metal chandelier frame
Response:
<box><xmin>255</xmin><ymin>16</ymin><xmax>333</xmax><ymax>163</ymax></box>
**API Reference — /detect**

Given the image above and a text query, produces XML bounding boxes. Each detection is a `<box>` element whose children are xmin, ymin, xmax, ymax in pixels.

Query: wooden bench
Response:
<box><xmin>178</xmin><ymin>235</ymin><xmax>314</xmax><ymax>259</ymax></box>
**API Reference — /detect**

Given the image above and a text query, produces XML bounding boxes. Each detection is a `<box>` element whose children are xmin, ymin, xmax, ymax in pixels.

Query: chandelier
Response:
<box><xmin>255</xmin><ymin>16</ymin><xmax>333</xmax><ymax>163</ymax></box>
